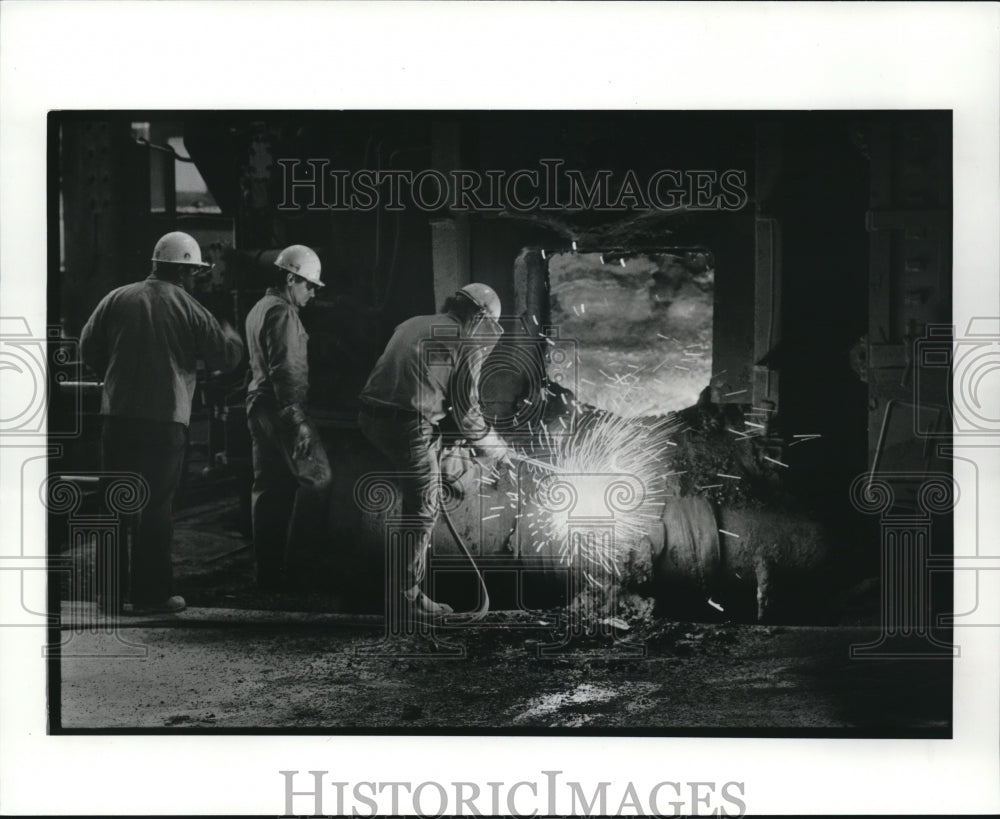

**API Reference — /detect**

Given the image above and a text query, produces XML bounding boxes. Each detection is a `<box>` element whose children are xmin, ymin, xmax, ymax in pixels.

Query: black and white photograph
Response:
<box><xmin>2</xmin><ymin>3</ymin><xmax>998</xmax><ymax>816</ymax></box>
<box><xmin>47</xmin><ymin>108</ymin><xmax>955</xmax><ymax>737</ymax></box>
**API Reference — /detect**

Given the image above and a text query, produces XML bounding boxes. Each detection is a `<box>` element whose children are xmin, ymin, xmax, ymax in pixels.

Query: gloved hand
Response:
<box><xmin>472</xmin><ymin>429</ymin><xmax>514</xmax><ymax>471</ymax></box>
<box><xmin>219</xmin><ymin>318</ymin><xmax>242</xmax><ymax>345</ymax></box>
<box><xmin>494</xmin><ymin>447</ymin><xmax>516</xmax><ymax>473</ymax></box>
<box><xmin>291</xmin><ymin>423</ymin><xmax>316</xmax><ymax>460</ymax></box>
<box><xmin>278</xmin><ymin>404</ymin><xmax>314</xmax><ymax>460</ymax></box>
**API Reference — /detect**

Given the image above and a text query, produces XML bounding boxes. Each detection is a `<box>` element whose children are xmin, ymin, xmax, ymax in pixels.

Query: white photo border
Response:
<box><xmin>1</xmin><ymin>1</ymin><xmax>998</xmax><ymax>815</ymax></box>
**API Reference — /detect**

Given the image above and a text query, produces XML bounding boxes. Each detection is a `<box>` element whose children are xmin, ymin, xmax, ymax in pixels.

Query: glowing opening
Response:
<box><xmin>547</xmin><ymin>251</ymin><xmax>714</xmax><ymax>416</ymax></box>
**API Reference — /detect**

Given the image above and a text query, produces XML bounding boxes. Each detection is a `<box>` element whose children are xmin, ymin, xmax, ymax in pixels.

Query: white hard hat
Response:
<box><xmin>275</xmin><ymin>244</ymin><xmax>324</xmax><ymax>287</ymax></box>
<box><xmin>458</xmin><ymin>283</ymin><xmax>501</xmax><ymax>320</ymax></box>
<box><xmin>151</xmin><ymin>231</ymin><xmax>210</xmax><ymax>267</ymax></box>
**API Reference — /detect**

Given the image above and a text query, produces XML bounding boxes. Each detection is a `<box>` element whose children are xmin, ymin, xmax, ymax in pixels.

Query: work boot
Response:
<box><xmin>403</xmin><ymin>585</ymin><xmax>453</xmax><ymax>620</ymax></box>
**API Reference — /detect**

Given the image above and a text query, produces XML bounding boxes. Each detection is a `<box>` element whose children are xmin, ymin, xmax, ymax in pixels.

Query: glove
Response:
<box><xmin>219</xmin><ymin>318</ymin><xmax>242</xmax><ymax>345</ymax></box>
<box><xmin>472</xmin><ymin>429</ymin><xmax>513</xmax><ymax>470</ymax></box>
<box><xmin>278</xmin><ymin>404</ymin><xmax>314</xmax><ymax>460</ymax></box>
<box><xmin>291</xmin><ymin>423</ymin><xmax>316</xmax><ymax>460</ymax></box>
<box><xmin>494</xmin><ymin>448</ymin><xmax>516</xmax><ymax>473</ymax></box>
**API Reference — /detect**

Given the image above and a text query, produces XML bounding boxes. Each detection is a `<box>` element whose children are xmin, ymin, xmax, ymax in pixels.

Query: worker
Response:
<box><xmin>358</xmin><ymin>282</ymin><xmax>514</xmax><ymax>619</ymax></box>
<box><xmin>244</xmin><ymin>245</ymin><xmax>332</xmax><ymax>591</ymax></box>
<box><xmin>80</xmin><ymin>231</ymin><xmax>243</xmax><ymax>614</ymax></box>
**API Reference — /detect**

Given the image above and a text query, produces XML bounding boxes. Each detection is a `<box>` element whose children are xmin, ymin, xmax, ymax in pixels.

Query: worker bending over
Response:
<box><xmin>358</xmin><ymin>282</ymin><xmax>513</xmax><ymax>618</ymax></box>
<box><xmin>81</xmin><ymin>231</ymin><xmax>243</xmax><ymax>613</ymax></box>
<box><xmin>245</xmin><ymin>245</ymin><xmax>333</xmax><ymax>590</ymax></box>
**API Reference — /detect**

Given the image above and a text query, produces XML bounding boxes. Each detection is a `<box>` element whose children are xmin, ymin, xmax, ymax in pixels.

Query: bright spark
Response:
<box><xmin>516</xmin><ymin>412</ymin><xmax>683</xmax><ymax>575</ymax></box>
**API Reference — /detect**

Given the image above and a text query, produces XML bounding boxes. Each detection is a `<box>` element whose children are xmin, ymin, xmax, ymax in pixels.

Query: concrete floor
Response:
<box><xmin>57</xmin><ymin>614</ymin><xmax>951</xmax><ymax>733</ymax></box>
<box><xmin>54</xmin><ymin>496</ymin><xmax>952</xmax><ymax>734</ymax></box>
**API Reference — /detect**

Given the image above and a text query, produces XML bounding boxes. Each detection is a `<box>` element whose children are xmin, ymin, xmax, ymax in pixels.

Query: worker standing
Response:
<box><xmin>80</xmin><ymin>231</ymin><xmax>243</xmax><ymax>613</ymax></box>
<box><xmin>358</xmin><ymin>283</ymin><xmax>513</xmax><ymax>619</ymax></box>
<box><xmin>244</xmin><ymin>245</ymin><xmax>332</xmax><ymax>591</ymax></box>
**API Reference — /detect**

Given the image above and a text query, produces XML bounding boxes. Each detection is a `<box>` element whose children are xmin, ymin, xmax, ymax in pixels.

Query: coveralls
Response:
<box><xmin>245</xmin><ymin>287</ymin><xmax>332</xmax><ymax>587</ymax></box>
<box><xmin>357</xmin><ymin>311</ymin><xmax>500</xmax><ymax>590</ymax></box>
<box><xmin>80</xmin><ymin>274</ymin><xmax>243</xmax><ymax>607</ymax></box>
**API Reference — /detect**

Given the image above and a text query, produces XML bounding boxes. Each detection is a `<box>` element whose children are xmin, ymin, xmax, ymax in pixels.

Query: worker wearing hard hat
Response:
<box><xmin>80</xmin><ymin>231</ymin><xmax>243</xmax><ymax>614</ymax></box>
<box><xmin>358</xmin><ymin>282</ymin><xmax>514</xmax><ymax>619</ymax></box>
<box><xmin>244</xmin><ymin>245</ymin><xmax>333</xmax><ymax>591</ymax></box>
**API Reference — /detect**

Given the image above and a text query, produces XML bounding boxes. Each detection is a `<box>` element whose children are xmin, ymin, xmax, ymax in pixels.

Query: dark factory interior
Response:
<box><xmin>47</xmin><ymin>110</ymin><xmax>955</xmax><ymax>732</ymax></box>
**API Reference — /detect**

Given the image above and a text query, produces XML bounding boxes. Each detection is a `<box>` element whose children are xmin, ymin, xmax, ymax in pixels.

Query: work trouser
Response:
<box><xmin>101</xmin><ymin>415</ymin><xmax>187</xmax><ymax>606</ymax></box>
<box><xmin>247</xmin><ymin>399</ymin><xmax>332</xmax><ymax>587</ymax></box>
<box><xmin>357</xmin><ymin>405</ymin><xmax>441</xmax><ymax>590</ymax></box>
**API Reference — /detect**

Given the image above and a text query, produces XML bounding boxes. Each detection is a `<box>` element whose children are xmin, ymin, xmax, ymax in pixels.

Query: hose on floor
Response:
<box><xmin>438</xmin><ymin>459</ymin><xmax>494</xmax><ymax>624</ymax></box>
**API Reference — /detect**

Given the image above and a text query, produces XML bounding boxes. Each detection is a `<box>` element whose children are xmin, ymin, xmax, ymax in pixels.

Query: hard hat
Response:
<box><xmin>151</xmin><ymin>231</ymin><xmax>210</xmax><ymax>267</ymax></box>
<box><xmin>457</xmin><ymin>283</ymin><xmax>501</xmax><ymax>320</ymax></box>
<box><xmin>275</xmin><ymin>244</ymin><xmax>324</xmax><ymax>287</ymax></box>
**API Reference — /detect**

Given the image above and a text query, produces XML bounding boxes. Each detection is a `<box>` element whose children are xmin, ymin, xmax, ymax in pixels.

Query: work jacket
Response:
<box><xmin>80</xmin><ymin>275</ymin><xmax>243</xmax><ymax>426</ymax></box>
<box><xmin>359</xmin><ymin>312</ymin><xmax>496</xmax><ymax>442</ymax></box>
<box><xmin>245</xmin><ymin>287</ymin><xmax>310</xmax><ymax>420</ymax></box>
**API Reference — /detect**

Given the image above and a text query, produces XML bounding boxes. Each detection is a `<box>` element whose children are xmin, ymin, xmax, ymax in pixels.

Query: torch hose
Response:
<box><xmin>439</xmin><ymin>461</ymin><xmax>491</xmax><ymax>625</ymax></box>
<box><xmin>440</xmin><ymin>501</ymin><xmax>490</xmax><ymax>624</ymax></box>
<box><xmin>437</xmin><ymin>452</ymin><xmax>559</xmax><ymax>625</ymax></box>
